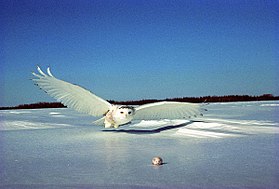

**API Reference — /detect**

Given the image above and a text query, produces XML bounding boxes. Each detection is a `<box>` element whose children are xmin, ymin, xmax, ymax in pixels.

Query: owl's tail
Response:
<box><xmin>92</xmin><ymin>117</ymin><xmax>105</xmax><ymax>126</ymax></box>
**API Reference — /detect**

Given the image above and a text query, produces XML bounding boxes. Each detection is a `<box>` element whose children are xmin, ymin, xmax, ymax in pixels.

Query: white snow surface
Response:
<box><xmin>0</xmin><ymin>101</ymin><xmax>279</xmax><ymax>188</ymax></box>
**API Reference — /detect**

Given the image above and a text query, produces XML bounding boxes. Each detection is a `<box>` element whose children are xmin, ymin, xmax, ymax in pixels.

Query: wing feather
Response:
<box><xmin>32</xmin><ymin>66</ymin><xmax>111</xmax><ymax>116</ymax></box>
<box><xmin>134</xmin><ymin>101</ymin><xmax>202</xmax><ymax>120</ymax></box>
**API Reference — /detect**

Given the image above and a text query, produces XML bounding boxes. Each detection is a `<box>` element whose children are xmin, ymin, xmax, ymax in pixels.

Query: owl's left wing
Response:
<box><xmin>134</xmin><ymin>101</ymin><xmax>202</xmax><ymax>120</ymax></box>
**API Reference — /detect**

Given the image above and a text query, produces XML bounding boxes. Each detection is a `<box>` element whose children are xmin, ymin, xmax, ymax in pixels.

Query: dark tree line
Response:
<box><xmin>109</xmin><ymin>94</ymin><xmax>279</xmax><ymax>105</ymax></box>
<box><xmin>0</xmin><ymin>102</ymin><xmax>66</xmax><ymax>110</ymax></box>
<box><xmin>1</xmin><ymin>94</ymin><xmax>278</xmax><ymax>110</ymax></box>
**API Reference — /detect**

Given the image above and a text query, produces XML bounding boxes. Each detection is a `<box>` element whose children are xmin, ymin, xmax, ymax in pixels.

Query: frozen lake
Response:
<box><xmin>1</xmin><ymin>101</ymin><xmax>279</xmax><ymax>188</ymax></box>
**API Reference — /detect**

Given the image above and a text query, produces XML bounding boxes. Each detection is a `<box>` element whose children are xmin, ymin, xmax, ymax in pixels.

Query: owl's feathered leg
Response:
<box><xmin>104</xmin><ymin>119</ymin><xmax>114</xmax><ymax>128</ymax></box>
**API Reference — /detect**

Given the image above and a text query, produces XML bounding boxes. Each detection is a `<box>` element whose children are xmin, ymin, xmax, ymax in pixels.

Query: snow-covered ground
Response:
<box><xmin>1</xmin><ymin>101</ymin><xmax>279</xmax><ymax>189</ymax></box>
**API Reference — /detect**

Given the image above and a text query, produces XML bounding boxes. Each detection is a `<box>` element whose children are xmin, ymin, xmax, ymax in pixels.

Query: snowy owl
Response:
<box><xmin>32</xmin><ymin>67</ymin><xmax>203</xmax><ymax>128</ymax></box>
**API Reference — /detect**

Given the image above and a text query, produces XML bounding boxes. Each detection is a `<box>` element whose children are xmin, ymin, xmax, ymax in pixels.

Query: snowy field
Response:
<box><xmin>1</xmin><ymin>101</ymin><xmax>279</xmax><ymax>189</ymax></box>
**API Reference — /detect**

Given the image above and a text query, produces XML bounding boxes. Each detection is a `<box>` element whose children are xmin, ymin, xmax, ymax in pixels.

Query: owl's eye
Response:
<box><xmin>128</xmin><ymin>111</ymin><xmax>132</xmax><ymax>114</ymax></box>
<box><xmin>120</xmin><ymin>111</ymin><xmax>124</xmax><ymax>114</ymax></box>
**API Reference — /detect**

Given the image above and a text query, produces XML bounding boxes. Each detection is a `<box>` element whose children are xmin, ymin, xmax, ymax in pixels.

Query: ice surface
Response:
<box><xmin>0</xmin><ymin>101</ymin><xmax>279</xmax><ymax>188</ymax></box>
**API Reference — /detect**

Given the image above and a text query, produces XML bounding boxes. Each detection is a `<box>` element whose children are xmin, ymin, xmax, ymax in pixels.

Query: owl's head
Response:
<box><xmin>114</xmin><ymin>105</ymin><xmax>135</xmax><ymax>120</ymax></box>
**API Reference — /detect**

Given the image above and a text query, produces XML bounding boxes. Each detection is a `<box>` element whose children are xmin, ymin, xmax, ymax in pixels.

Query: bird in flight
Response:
<box><xmin>32</xmin><ymin>66</ymin><xmax>203</xmax><ymax>128</ymax></box>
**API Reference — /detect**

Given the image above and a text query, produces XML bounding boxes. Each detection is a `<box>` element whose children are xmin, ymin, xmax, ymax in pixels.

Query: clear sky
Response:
<box><xmin>1</xmin><ymin>0</ymin><xmax>278</xmax><ymax>107</ymax></box>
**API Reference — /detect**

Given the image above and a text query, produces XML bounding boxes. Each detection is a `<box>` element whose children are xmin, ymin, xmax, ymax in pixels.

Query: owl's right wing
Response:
<box><xmin>32</xmin><ymin>66</ymin><xmax>111</xmax><ymax>117</ymax></box>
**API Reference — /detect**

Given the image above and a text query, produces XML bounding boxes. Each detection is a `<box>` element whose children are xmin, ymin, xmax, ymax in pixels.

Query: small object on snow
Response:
<box><xmin>152</xmin><ymin>156</ymin><xmax>163</xmax><ymax>166</ymax></box>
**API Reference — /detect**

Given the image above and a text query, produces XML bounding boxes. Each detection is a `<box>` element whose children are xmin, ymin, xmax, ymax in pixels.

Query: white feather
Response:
<box><xmin>37</xmin><ymin>66</ymin><xmax>47</xmax><ymax>76</ymax></box>
<box><xmin>32</xmin><ymin>67</ymin><xmax>111</xmax><ymax>116</ymax></box>
<box><xmin>134</xmin><ymin>101</ymin><xmax>202</xmax><ymax>120</ymax></box>
<box><xmin>47</xmin><ymin>67</ymin><xmax>54</xmax><ymax>77</ymax></box>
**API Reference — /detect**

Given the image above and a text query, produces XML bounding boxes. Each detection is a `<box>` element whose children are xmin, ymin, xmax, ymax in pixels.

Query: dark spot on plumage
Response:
<box><xmin>103</xmin><ymin>110</ymin><xmax>110</xmax><ymax>116</ymax></box>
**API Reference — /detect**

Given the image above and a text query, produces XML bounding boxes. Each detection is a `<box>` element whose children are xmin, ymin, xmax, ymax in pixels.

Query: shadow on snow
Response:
<box><xmin>102</xmin><ymin>121</ymin><xmax>195</xmax><ymax>134</ymax></box>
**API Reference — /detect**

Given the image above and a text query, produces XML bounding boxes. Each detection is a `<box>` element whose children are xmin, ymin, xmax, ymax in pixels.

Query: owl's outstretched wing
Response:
<box><xmin>134</xmin><ymin>101</ymin><xmax>202</xmax><ymax>120</ymax></box>
<box><xmin>32</xmin><ymin>66</ymin><xmax>111</xmax><ymax>116</ymax></box>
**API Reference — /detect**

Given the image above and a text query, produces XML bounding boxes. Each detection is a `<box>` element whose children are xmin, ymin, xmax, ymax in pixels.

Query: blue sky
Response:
<box><xmin>1</xmin><ymin>0</ymin><xmax>278</xmax><ymax>107</ymax></box>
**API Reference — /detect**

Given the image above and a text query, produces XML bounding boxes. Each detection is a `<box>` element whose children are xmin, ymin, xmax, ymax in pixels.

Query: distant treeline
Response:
<box><xmin>0</xmin><ymin>102</ymin><xmax>66</xmax><ymax>110</ymax></box>
<box><xmin>109</xmin><ymin>94</ymin><xmax>279</xmax><ymax>105</ymax></box>
<box><xmin>1</xmin><ymin>94</ymin><xmax>278</xmax><ymax>110</ymax></box>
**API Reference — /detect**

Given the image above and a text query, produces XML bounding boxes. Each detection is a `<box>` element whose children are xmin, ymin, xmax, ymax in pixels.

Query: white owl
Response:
<box><xmin>32</xmin><ymin>67</ymin><xmax>203</xmax><ymax>128</ymax></box>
